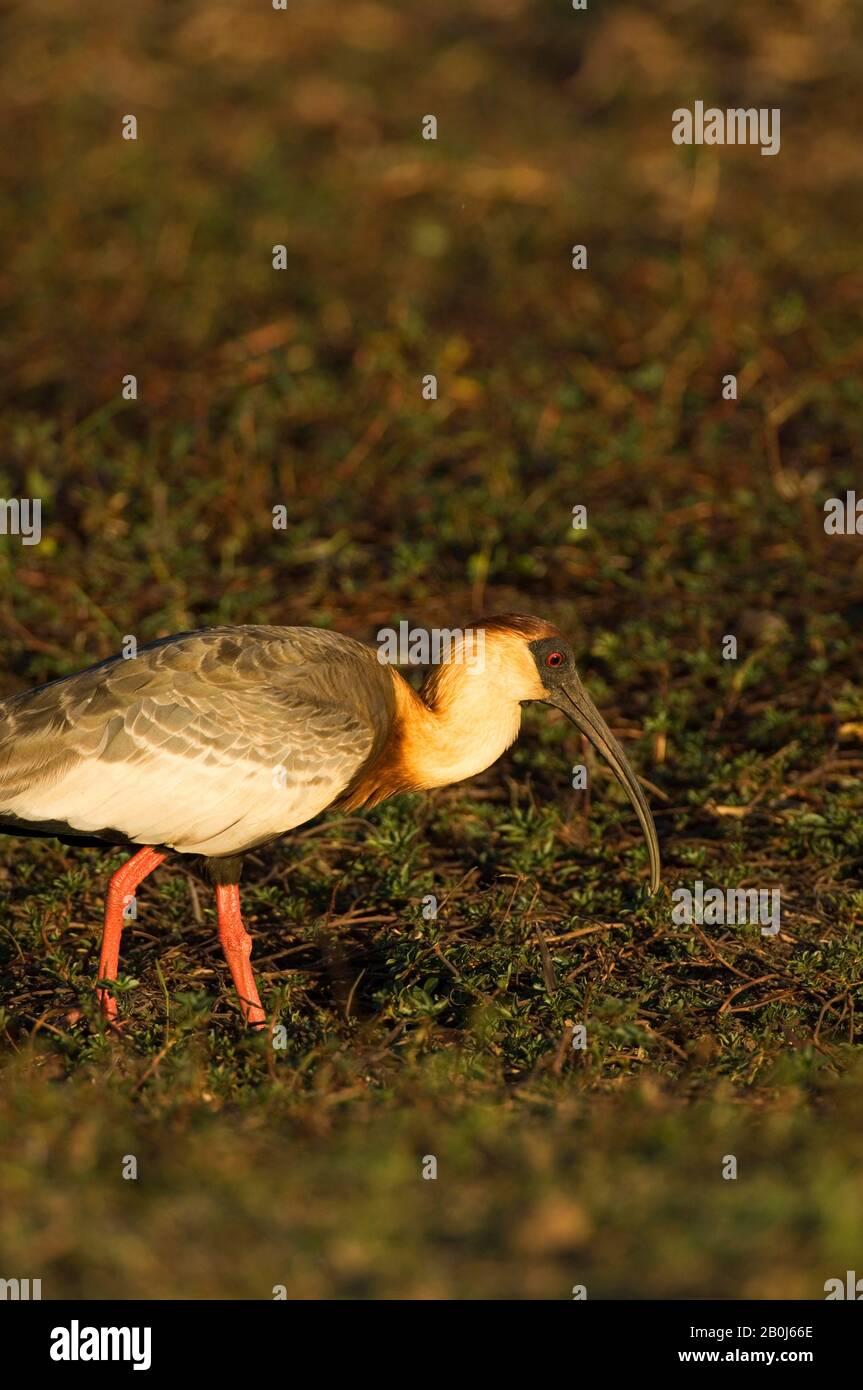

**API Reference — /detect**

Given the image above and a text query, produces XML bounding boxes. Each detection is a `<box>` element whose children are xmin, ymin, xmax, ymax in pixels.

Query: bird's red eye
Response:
<box><xmin>546</xmin><ymin>651</ymin><xmax>565</xmax><ymax>668</ymax></box>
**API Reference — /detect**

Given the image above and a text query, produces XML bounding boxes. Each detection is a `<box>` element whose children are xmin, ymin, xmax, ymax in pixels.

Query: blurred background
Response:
<box><xmin>0</xmin><ymin>0</ymin><xmax>862</xmax><ymax>1299</ymax></box>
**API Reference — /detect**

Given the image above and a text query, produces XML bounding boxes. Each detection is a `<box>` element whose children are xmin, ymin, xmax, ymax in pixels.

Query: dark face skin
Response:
<box><xmin>528</xmin><ymin>636</ymin><xmax>661</xmax><ymax>894</ymax></box>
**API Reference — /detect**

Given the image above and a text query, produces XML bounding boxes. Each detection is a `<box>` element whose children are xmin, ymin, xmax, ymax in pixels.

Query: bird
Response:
<box><xmin>0</xmin><ymin>615</ymin><xmax>660</xmax><ymax>1029</ymax></box>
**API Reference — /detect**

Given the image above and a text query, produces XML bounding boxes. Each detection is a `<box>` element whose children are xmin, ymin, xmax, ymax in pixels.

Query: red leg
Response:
<box><xmin>215</xmin><ymin>883</ymin><xmax>266</xmax><ymax>1028</ymax></box>
<box><xmin>98</xmin><ymin>846</ymin><xmax>167</xmax><ymax>1022</ymax></box>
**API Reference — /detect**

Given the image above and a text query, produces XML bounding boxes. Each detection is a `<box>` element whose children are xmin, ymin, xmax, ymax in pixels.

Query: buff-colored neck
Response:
<box><xmin>396</xmin><ymin>665</ymin><xmax>524</xmax><ymax>790</ymax></box>
<box><xmin>342</xmin><ymin>624</ymin><xmax>554</xmax><ymax>810</ymax></box>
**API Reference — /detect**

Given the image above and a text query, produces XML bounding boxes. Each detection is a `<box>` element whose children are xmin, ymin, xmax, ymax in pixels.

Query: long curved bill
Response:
<box><xmin>547</xmin><ymin>676</ymin><xmax>661</xmax><ymax>894</ymax></box>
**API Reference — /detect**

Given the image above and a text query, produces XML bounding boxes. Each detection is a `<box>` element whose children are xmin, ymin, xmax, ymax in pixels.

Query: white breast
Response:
<box><xmin>5</xmin><ymin>755</ymin><xmax>346</xmax><ymax>855</ymax></box>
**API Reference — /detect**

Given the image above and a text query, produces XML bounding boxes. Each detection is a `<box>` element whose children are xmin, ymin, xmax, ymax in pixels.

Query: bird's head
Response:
<box><xmin>465</xmin><ymin>615</ymin><xmax>662</xmax><ymax>894</ymax></box>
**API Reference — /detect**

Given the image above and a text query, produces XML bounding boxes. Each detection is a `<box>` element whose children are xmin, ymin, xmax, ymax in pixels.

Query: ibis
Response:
<box><xmin>0</xmin><ymin>616</ymin><xmax>660</xmax><ymax>1028</ymax></box>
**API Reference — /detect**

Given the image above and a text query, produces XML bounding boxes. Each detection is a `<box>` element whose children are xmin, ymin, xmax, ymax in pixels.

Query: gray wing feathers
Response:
<box><xmin>0</xmin><ymin>626</ymin><xmax>394</xmax><ymax>850</ymax></box>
